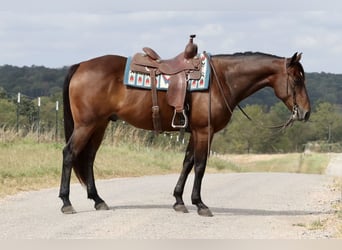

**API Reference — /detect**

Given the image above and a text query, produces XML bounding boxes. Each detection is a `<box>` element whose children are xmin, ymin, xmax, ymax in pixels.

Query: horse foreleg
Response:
<box><xmin>59</xmin><ymin>142</ymin><xmax>76</xmax><ymax>214</ymax></box>
<box><xmin>191</xmin><ymin>130</ymin><xmax>213</xmax><ymax>217</ymax></box>
<box><xmin>173</xmin><ymin>136</ymin><xmax>194</xmax><ymax>213</ymax></box>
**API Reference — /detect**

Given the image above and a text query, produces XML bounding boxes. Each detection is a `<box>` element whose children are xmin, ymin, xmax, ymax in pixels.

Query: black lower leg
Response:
<box><xmin>59</xmin><ymin>144</ymin><xmax>76</xmax><ymax>214</ymax></box>
<box><xmin>87</xmin><ymin>176</ymin><xmax>108</xmax><ymax>210</ymax></box>
<box><xmin>173</xmin><ymin>158</ymin><xmax>193</xmax><ymax>205</ymax></box>
<box><xmin>173</xmin><ymin>139</ymin><xmax>194</xmax><ymax>213</ymax></box>
<box><xmin>192</xmin><ymin>158</ymin><xmax>213</xmax><ymax>217</ymax></box>
<box><xmin>81</xmin><ymin>142</ymin><xmax>109</xmax><ymax>211</ymax></box>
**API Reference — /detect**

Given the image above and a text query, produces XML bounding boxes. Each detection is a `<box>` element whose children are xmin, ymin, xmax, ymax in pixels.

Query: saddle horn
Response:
<box><xmin>184</xmin><ymin>34</ymin><xmax>198</xmax><ymax>59</ymax></box>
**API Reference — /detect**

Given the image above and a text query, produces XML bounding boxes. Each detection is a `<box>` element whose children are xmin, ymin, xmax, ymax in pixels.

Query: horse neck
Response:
<box><xmin>214</xmin><ymin>55</ymin><xmax>284</xmax><ymax>104</ymax></box>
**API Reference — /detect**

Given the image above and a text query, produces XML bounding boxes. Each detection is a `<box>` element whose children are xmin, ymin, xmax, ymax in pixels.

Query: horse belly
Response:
<box><xmin>115</xmin><ymin>92</ymin><xmax>175</xmax><ymax>131</ymax></box>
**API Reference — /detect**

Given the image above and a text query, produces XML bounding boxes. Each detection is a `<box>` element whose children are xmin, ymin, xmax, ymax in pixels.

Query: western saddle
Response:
<box><xmin>130</xmin><ymin>34</ymin><xmax>202</xmax><ymax>132</ymax></box>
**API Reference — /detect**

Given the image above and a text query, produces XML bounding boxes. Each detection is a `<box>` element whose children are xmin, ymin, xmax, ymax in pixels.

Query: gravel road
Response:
<box><xmin>0</xmin><ymin>155</ymin><xmax>341</xmax><ymax>239</ymax></box>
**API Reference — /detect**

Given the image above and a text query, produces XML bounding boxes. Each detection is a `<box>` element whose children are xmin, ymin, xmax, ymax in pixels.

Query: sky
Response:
<box><xmin>1</xmin><ymin>0</ymin><xmax>342</xmax><ymax>73</ymax></box>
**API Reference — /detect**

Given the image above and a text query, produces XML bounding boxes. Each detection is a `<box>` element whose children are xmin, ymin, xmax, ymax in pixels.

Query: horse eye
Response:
<box><xmin>294</xmin><ymin>78</ymin><xmax>303</xmax><ymax>85</ymax></box>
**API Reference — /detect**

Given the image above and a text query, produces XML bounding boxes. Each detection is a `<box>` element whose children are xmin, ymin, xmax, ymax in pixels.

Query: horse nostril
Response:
<box><xmin>304</xmin><ymin>111</ymin><xmax>310</xmax><ymax>121</ymax></box>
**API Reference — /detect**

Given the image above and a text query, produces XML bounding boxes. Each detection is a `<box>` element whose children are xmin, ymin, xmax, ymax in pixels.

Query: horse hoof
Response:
<box><xmin>95</xmin><ymin>202</ymin><xmax>109</xmax><ymax>211</ymax></box>
<box><xmin>61</xmin><ymin>205</ymin><xmax>76</xmax><ymax>214</ymax></box>
<box><xmin>173</xmin><ymin>203</ymin><xmax>189</xmax><ymax>213</ymax></box>
<box><xmin>198</xmin><ymin>208</ymin><xmax>213</xmax><ymax>217</ymax></box>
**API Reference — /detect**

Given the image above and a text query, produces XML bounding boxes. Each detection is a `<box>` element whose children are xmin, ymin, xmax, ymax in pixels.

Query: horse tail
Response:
<box><xmin>63</xmin><ymin>64</ymin><xmax>89</xmax><ymax>185</ymax></box>
<box><xmin>63</xmin><ymin>64</ymin><xmax>79</xmax><ymax>143</ymax></box>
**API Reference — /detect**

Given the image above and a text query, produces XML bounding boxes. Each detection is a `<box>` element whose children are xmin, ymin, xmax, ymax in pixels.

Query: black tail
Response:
<box><xmin>63</xmin><ymin>64</ymin><xmax>80</xmax><ymax>143</ymax></box>
<box><xmin>63</xmin><ymin>64</ymin><xmax>90</xmax><ymax>185</ymax></box>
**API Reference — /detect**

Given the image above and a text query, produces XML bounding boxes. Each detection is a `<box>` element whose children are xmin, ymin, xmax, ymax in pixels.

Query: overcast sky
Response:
<box><xmin>1</xmin><ymin>0</ymin><xmax>342</xmax><ymax>73</ymax></box>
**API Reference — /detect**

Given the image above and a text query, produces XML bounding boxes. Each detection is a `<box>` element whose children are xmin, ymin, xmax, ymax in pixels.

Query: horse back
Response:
<box><xmin>68</xmin><ymin>55</ymin><xmax>175</xmax><ymax>130</ymax></box>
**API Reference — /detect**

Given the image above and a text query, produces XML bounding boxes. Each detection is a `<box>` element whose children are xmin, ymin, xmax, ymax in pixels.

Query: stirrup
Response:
<box><xmin>171</xmin><ymin>109</ymin><xmax>188</xmax><ymax>129</ymax></box>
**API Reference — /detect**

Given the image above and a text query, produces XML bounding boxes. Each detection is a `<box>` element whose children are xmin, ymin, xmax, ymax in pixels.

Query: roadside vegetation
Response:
<box><xmin>0</xmin><ymin>126</ymin><xmax>332</xmax><ymax>198</ymax></box>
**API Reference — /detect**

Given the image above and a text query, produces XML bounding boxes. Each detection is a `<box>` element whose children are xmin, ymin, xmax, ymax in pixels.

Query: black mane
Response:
<box><xmin>213</xmin><ymin>52</ymin><xmax>283</xmax><ymax>59</ymax></box>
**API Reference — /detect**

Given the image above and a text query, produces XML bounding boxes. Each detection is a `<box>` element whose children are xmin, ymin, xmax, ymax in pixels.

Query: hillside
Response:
<box><xmin>0</xmin><ymin>65</ymin><xmax>67</xmax><ymax>98</ymax></box>
<box><xmin>242</xmin><ymin>72</ymin><xmax>342</xmax><ymax>108</ymax></box>
<box><xmin>1</xmin><ymin>65</ymin><xmax>341</xmax><ymax>108</ymax></box>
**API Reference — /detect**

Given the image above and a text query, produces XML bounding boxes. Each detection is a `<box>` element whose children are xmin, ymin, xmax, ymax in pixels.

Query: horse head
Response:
<box><xmin>273</xmin><ymin>52</ymin><xmax>311</xmax><ymax>122</ymax></box>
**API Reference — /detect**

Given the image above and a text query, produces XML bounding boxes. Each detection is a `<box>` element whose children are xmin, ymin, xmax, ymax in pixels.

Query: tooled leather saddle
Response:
<box><xmin>130</xmin><ymin>35</ymin><xmax>202</xmax><ymax>132</ymax></box>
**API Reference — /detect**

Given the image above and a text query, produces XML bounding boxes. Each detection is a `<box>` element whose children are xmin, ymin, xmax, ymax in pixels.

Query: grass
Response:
<box><xmin>213</xmin><ymin>153</ymin><xmax>330</xmax><ymax>174</ymax></box>
<box><xmin>93</xmin><ymin>143</ymin><xmax>185</xmax><ymax>178</ymax></box>
<box><xmin>308</xmin><ymin>219</ymin><xmax>326</xmax><ymax>231</ymax></box>
<box><xmin>0</xmin><ymin>132</ymin><xmax>333</xmax><ymax>198</ymax></box>
<box><xmin>0</xmin><ymin>139</ymin><xmax>63</xmax><ymax>196</ymax></box>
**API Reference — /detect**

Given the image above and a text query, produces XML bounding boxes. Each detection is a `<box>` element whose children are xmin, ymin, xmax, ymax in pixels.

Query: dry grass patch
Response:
<box><xmin>215</xmin><ymin>153</ymin><xmax>330</xmax><ymax>174</ymax></box>
<box><xmin>0</xmin><ymin>138</ymin><xmax>332</xmax><ymax>199</ymax></box>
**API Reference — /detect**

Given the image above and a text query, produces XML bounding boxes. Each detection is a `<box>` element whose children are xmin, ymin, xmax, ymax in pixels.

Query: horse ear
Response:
<box><xmin>289</xmin><ymin>52</ymin><xmax>302</xmax><ymax>67</ymax></box>
<box><xmin>296</xmin><ymin>52</ymin><xmax>302</xmax><ymax>62</ymax></box>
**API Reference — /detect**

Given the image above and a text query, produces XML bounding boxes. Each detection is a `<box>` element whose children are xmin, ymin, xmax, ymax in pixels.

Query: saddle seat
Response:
<box><xmin>141</xmin><ymin>47</ymin><xmax>201</xmax><ymax>76</ymax></box>
<box><xmin>132</xmin><ymin>51</ymin><xmax>200</xmax><ymax>78</ymax></box>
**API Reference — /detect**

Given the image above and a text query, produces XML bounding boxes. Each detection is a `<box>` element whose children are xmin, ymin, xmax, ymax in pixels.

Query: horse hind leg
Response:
<box><xmin>59</xmin><ymin>125</ymin><xmax>107</xmax><ymax>213</ymax></box>
<box><xmin>79</xmin><ymin>122</ymin><xmax>110</xmax><ymax>211</ymax></box>
<box><xmin>59</xmin><ymin>141</ymin><xmax>77</xmax><ymax>214</ymax></box>
<box><xmin>59</xmin><ymin>127</ymin><xmax>90</xmax><ymax>214</ymax></box>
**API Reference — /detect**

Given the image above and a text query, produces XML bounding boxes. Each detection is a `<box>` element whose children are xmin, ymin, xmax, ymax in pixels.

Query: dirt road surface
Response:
<box><xmin>0</xmin><ymin>155</ymin><xmax>341</xmax><ymax>239</ymax></box>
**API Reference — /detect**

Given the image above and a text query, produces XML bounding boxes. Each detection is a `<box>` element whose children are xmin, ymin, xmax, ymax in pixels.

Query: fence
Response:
<box><xmin>0</xmin><ymin>92</ymin><xmax>188</xmax><ymax>148</ymax></box>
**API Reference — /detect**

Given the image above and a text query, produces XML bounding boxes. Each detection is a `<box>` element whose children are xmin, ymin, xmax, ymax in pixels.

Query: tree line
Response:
<box><xmin>1</xmin><ymin>65</ymin><xmax>342</xmax><ymax>153</ymax></box>
<box><xmin>211</xmin><ymin>102</ymin><xmax>342</xmax><ymax>153</ymax></box>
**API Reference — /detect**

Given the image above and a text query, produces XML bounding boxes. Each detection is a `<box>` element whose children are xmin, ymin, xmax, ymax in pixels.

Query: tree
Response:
<box><xmin>0</xmin><ymin>98</ymin><xmax>16</xmax><ymax>127</ymax></box>
<box><xmin>212</xmin><ymin>105</ymin><xmax>272</xmax><ymax>153</ymax></box>
<box><xmin>0</xmin><ymin>87</ymin><xmax>8</xmax><ymax>99</ymax></box>
<box><xmin>310</xmin><ymin>102</ymin><xmax>342</xmax><ymax>142</ymax></box>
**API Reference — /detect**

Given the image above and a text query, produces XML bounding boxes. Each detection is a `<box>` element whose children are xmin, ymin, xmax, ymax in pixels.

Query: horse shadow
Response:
<box><xmin>107</xmin><ymin>204</ymin><xmax>332</xmax><ymax>217</ymax></box>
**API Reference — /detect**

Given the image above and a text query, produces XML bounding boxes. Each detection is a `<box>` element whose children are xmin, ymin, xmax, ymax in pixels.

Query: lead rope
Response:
<box><xmin>207</xmin><ymin>70</ymin><xmax>212</xmax><ymax>157</ymax></box>
<box><xmin>205</xmin><ymin>53</ymin><xmax>235</xmax><ymax>116</ymax></box>
<box><xmin>202</xmin><ymin>52</ymin><xmax>213</xmax><ymax>157</ymax></box>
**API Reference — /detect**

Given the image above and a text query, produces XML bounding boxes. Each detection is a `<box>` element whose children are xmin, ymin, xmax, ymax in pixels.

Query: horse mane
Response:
<box><xmin>213</xmin><ymin>51</ymin><xmax>283</xmax><ymax>59</ymax></box>
<box><xmin>213</xmin><ymin>52</ymin><xmax>306</xmax><ymax>82</ymax></box>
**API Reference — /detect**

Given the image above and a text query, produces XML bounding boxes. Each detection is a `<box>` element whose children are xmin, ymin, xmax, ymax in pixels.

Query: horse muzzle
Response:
<box><xmin>292</xmin><ymin>105</ymin><xmax>310</xmax><ymax>122</ymax></box>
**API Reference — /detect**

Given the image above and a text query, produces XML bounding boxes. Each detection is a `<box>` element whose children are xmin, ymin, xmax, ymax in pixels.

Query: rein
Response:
<box><xmin>207</xmin><ymin>54</ymin><xmax>297</xmax><ymax>131</ymax></box>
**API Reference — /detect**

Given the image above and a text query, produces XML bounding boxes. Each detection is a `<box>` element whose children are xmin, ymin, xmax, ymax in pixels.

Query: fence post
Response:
<box><xmin>37</xmin><ymin>97</ymin><xmax>40</xmax><ymax>142</ymax></box>
<box><xmin>55</xmin><ymin>101</ymin><xmax>59</xmax><ymax>142</ymax></box>
<box><xmin>16</xmin><ymin>92</ymin><xmax>20</xmax><ymax>134</ymax></box>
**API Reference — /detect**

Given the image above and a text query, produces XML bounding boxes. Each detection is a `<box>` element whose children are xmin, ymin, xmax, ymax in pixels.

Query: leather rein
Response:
<box><xmin>206</xmin><ymin>53</ymin><xmax>298</xmax><ymax>131</ymax></box>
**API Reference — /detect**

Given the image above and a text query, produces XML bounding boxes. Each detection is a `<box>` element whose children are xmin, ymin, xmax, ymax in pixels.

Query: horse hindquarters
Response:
<box><xmin>59</xmin><ymin>63</ymin><xmax>110</xmax><ymax>213</ymax></box>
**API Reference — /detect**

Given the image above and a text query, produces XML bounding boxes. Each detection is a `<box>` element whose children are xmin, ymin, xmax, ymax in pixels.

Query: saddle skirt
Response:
<box><xmin>123</xmin><ymin>53</ymin><xmax>211</xmax><ymax>92</ymax></box>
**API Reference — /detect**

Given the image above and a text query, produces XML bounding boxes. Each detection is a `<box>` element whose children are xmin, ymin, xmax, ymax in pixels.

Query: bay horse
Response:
<box><xmin>59</xmin><ymin>51</ymin><xmax>310</xmax><ymax>217</ymax></box>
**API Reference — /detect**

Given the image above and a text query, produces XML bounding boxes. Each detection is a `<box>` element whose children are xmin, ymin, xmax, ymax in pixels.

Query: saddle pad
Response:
<box><xmin>123</xmin><ymin>53</ymin><xmax>211</xmax><ymax>91</ymax></box>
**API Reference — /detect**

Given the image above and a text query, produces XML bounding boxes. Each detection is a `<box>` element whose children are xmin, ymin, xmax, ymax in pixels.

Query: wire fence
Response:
<box><xmin>0</xmin><ymin>92</ymin><xmax>188</xmax><ymax>149</ymax></box>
